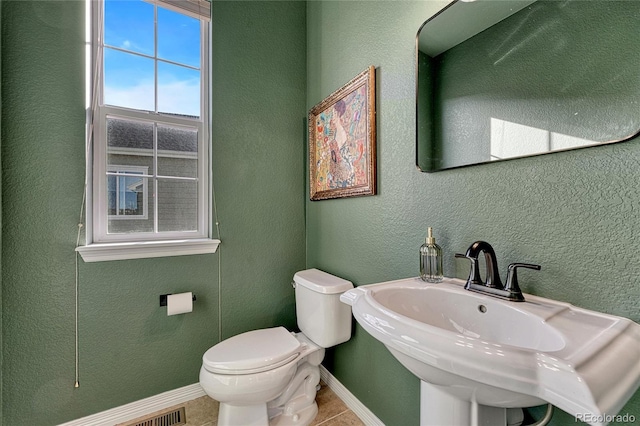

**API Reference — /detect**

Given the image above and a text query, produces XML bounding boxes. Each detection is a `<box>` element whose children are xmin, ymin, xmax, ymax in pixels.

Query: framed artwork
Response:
<box><xmin>308</xmin><ymin>66</ymin><xmax>376</xmax><ymax>201</ymax></box>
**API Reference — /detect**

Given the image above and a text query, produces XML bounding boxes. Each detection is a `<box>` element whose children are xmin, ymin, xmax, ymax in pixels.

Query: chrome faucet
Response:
<box><xmin>455</xmin><ymin>241</ymin><xmax>540</xmax><ymax>302</ymax></box>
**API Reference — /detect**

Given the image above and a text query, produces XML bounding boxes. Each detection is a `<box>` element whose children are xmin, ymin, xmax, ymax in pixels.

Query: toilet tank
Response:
<box><xmin>293</xmin><ymin>269</ymin><xmax>354</xmax><ymax>348</ymax></box>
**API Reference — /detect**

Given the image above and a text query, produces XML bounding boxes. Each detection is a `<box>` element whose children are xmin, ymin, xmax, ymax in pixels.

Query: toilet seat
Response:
<box><xmin>202</xmin><ymin>326</ymin><xmax>301</xmax><ymax>375</ymax></box>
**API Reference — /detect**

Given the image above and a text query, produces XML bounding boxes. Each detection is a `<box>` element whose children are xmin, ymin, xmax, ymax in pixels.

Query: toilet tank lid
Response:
<box><xmin>294</xmin><ymin>269</ymin><xmax>353</xmax><ymax>294</ymax></box>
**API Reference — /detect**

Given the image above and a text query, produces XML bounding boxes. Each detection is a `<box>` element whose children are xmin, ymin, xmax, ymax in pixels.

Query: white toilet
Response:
<box><xmin>199</xmin><ymin>269</ymin><xmax>354</xmax><ymax>426</ymax></box>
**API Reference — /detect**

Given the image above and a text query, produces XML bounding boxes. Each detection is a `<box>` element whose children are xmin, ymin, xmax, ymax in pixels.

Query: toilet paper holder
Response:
<box><xmin>159</xmin><ymin>293</ymin><xmax>197</xmax><ymax>307</ymax></box>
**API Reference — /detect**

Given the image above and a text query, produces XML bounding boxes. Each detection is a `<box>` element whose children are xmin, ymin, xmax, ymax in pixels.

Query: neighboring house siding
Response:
<box><xmin>157</xmin><ymin>178</ymin><xmax>198</xmax><ymax>232</ymax></box>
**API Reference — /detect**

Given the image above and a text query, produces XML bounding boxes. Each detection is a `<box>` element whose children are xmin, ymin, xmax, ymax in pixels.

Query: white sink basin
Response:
<box><xmin>341</xmin><ymin>277</ymin><xmax>640</xmax><ymax>426</ymax></box>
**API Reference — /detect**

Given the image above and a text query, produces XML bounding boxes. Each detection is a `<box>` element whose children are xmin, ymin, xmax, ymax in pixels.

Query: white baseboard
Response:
<box><xmin>60</xmin><ymin>368</ymin><xmax>381</xmax><ymax>426</ymax></box>
<box><xmin>319</xmin><ymin>365</ymin><xmax>384</xmax><ymax>426</ymax></box>
<box><xmin>58</xmin><ymin>383</ymin><xmax>206</xmax><ymax>426</ymax></box>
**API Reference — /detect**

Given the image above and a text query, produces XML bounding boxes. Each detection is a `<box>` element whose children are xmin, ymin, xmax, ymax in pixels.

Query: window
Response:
<box><xmin>79</xmin><ymin>0</ymin><xmax>218</xmax><ymax>262</ymax></box>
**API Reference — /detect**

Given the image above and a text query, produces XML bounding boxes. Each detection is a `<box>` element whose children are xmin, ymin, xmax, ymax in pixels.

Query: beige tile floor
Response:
<box><xmin>118</xmin><ymin>381</ymin><xmax>366</xmax><ymax>426</ymax></box>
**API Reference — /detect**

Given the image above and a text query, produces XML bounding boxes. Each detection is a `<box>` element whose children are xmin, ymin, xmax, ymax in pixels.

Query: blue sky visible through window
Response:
<box><xmin>103</xmin><ymin>0</ymin><xmax>201</xmax><ymax>116</ymax></box>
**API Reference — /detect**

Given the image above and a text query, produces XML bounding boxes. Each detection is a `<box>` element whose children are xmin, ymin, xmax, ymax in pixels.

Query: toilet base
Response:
<box><xmin>217</xmin><ymin>400</ymin><xmax>319</xmax><ymax>426</ymax></box>
<box><xmin>267</xmin><ymin>360</ymin><xmax>321</xmax><ymax>426</ymax></box>
<box><xmin>270</xmin><ymin>402</ymin><xmax>318</xmax><ymax>426</ymax></box>
<box><xmin>219</xmin><ymin>402</ymin><xmax>268</xmax><ymax>426</ymax></box>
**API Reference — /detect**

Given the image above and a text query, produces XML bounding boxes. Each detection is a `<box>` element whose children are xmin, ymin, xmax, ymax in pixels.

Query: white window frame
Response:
<box><xmin>78</xmin><ymin>0</ymin><xmax>219</xmax><ymax>262</ymax></box>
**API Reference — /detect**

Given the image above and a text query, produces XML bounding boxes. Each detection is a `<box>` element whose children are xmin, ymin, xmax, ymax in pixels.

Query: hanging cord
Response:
<box><xmin>216</xmin><ymin>225</ymin><xmax>222</xmax><ymax>343</ymax></box>
<box><xmin>211</xmin><ymin>168</ymin><xmax>222</xmax><ymax>343</ymax></box>
<box><xmin>74</xmin><ymin>0</ymin><xmax>104</xmax><ymax>389</ymax></box>
<box><xmin>74</xmin><ymin>205</ymin><xmax>85</xmax><ymax>389</ymax></box>
<box><xmin>208</xmin><ymin>30</ymin><xmax>222</xmax><ymax>343</ymax></box>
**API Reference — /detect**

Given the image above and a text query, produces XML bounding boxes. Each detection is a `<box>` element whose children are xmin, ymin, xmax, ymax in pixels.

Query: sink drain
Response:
<box><xmin>478</xmin><ymin>305</ymin><xmax>487</xmax><ymax>313</ymax></box>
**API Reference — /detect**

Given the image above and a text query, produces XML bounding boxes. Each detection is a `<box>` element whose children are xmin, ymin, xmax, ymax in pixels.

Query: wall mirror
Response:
<box><xmin>416</xmin><ymin>0</ymin><xmax>640</xmax><ymax>172</ymax></box>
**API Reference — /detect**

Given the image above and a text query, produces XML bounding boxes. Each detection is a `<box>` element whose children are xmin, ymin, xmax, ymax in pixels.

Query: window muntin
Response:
<box><xmin>91</xmin><ymin>0</ymin><xmax>209</xmax><ymax>243</ymax></box>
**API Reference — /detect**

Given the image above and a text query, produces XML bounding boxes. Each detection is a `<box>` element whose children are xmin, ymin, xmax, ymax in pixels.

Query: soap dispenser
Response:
<box><xmin>420</xmin><ymin>227</ymin><xmax>443</xmax><ymax>283</ymax></box>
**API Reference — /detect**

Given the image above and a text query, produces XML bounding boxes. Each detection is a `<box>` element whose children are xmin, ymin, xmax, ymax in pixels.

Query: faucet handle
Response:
<box><xmin>504</xmin><ymin>263</ymin><xmax>541</xmax><ymax>299</ymax></box>
<box><xmin>455</xmin><ymin>253</ymin><xmax>483</xmax><ymax>288</ymax></box>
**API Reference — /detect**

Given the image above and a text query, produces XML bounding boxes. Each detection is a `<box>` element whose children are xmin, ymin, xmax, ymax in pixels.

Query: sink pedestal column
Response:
<box><xmin>420</xmin><ymin>381</ymin><xmax>508</xmax><ymax>426</ymax></box>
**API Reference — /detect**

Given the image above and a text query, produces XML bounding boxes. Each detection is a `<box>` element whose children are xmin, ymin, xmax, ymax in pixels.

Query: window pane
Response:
<box><xmin>157</xmin><ymin>126</ymin><xmax>198</xmax><ymax>178</ymax></box>
<box><xmin>158</xmin><ymin>62</ymin><xmax>200</xmax><ymax>117</ymax></box>
<box><xmin>158</xmin><ymin>6</ymin><xmax>201</xmax><ymax>68</ymax></box>
<box><xmin>107</xmin><ymin>175</ymin><xmax>154</xmax><ymax>234</ymax></box>
<box><xmin>157</xmin><ymin>179</ymin><xmax>198</xmax><ymax>232</ymax></box>
<box><xmin>108</xmin><ymin>174</ymin><xmax>146</xmax><ymax>216</ymax></box>
<box><xmin>107</xmin><ymin>117</ymin><xmax>154</xmax><ymax>172</ymax></box>
<box><xmin>104</xmin><ymin>0</ymin><xmax>154</xmax><ymax>56</ymax></box>
<box><xmin>120</xmin><ymin>174</ymin><xmax>145</xmax><ymax>215</ymax></box>
<box><xmin>104</xmin><ymin>48</ymin><xmax>155</xmax><ymax>111</ymax></box>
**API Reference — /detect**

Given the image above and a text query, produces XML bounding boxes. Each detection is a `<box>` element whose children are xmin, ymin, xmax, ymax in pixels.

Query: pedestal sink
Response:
<box><xmin>340</xmin><ymin>277</ymin><xmax>640</xmax><ymax>426</ymax></box>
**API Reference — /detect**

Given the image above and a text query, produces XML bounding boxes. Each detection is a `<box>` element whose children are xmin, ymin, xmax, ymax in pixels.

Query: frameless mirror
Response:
<box><xmin>416</xmin><ymin>0</ymin><xmax>640</xmax><ymax>172</ymax></box>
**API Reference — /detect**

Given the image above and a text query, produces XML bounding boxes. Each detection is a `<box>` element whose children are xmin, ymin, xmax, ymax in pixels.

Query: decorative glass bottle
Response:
<box><xmin>420</xmin><ymin>227</ymin><xmax>443</xmax><ymax>283</ymax></box>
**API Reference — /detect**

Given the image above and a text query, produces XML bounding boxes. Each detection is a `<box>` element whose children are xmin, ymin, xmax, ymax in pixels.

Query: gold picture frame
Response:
<box><xmin>308</xmin><ymin>66</ymin><xmax>376</xmax><ymax>201</ymax></box>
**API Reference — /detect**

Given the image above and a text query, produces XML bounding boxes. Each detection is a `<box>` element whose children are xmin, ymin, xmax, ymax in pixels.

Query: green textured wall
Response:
<box><xmin>0</xmin><ymin>1</ymin><xmax>305</xmax><ymax>424</ymax></box>
<box><xmin>307</xmin><ymin>1</ymin><xmax>640</xmax><ymax>425</ymax></box>
<box><xmin>211</xmin><ymin>1</ymin><xmax>306</xmax><ymax>342</ymax></box>
<box><xmin>0</xmin><ymin>0</ymin><xmax>3</xmax><ymax>423</ymax></box>
<box><xmin>2</xmin><ymin>1</ymin><xmax>85</xmax><ymax>423</ymax></box>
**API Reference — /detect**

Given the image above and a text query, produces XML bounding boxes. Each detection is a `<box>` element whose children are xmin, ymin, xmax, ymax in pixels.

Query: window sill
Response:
<box><xmin>76</xmin><ymin>238</ymin><xmax>220</xmax><ymax>262</ymax></box>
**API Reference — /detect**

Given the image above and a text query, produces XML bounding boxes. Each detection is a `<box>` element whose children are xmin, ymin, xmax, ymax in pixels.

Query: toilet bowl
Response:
<box><xmin>199</xmin><ymin>269</ymin><xmax>353</xmax><ymax>426</ymax></box>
